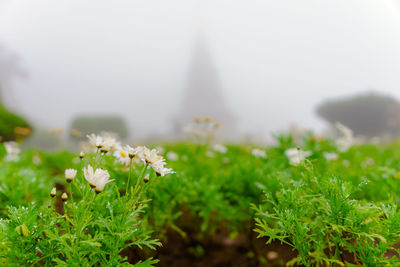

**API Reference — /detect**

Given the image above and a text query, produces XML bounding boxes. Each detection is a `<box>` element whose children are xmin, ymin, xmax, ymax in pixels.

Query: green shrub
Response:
<box><xmin>69</xmin><ymin>115</ymin><xmax>128</xmax><ymax>140</ymax></box>
<box><xmin>0</xmin><ymin>105</ymin><xmax>31</xmax><ymax>141</ymax></box>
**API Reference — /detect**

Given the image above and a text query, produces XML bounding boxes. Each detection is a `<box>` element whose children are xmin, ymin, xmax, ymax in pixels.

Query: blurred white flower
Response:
<box><xmin>361</xmin><ymin>157</ymin><xmax>374</xmax><ymax>168</ymax></box>
<box><xmin>205</xmin><ymin>151</ymin><xmax>215</xmax><ymax>158</ymax></box>
<box><xmin>166</xmin><ymin>151</ymin><xmax>179</xmax><ymax>161</ymax></box>
<box><xmin>342</xmin><ymin>160</ymin><xmax>350</xmax><ymax>167</ymax></box>
<box><xmin>65</xmin><ymin>168</ymin><xmax>77</xmax><ymax>183</ymax></box>
<box><xmin>252</xmin><ymin>148</ymin><xmax>267</xmax><ymax>158</ymax></box>
<box><xmin>33</xmin><ymin>154</ymin><xmax>42</xmax><ymax>165</ymax></box>
<box><xmin>4</xmin><ymin>141</ymin><xmax>20</xmax><ymax>162</ymax></box>
<box><xmin>4</xmin><ymin>141</ymin><xmax>20</xmax><ymax>154</ymax></box>
<box><xmin>285</xmin><ymin>148</ymin><xmax>312</xmax><ymax>165</ymax></box>
<box><xmin>212</xmin><ymin>144</ymin><xmax>227</xmax><ymax>154</ymax></box>
<box><xmin>101</xmin><ymin>136</ymin><xmax>119</xmax><ymax>153</ymax></box>
<box><xmin>83</xmin><ymin>165</ymin><xmax>114</xmax><ymax>193</ymax></box>
<box><xmin>87</xmin><ymin>134</ymin><xmax>104</xmax><ymax>148</ymax></box>
<box><xmin>323</xmin><ymin>152</ymin><xmax>338</xmax><ymax>161</ymax></box>
<box><xmin>335</xmin><ymin>122</ymin><xmax>354</xmax><ymax>152</ymax></box>
<box><xmin>155</xmin><ymin>146</ymin><xmax>165</xmax><ymax>154</ymax></box>
<box><xmin>127</xmin><ymin>145</ymin><xmax>142</xmax><ymax>160</ymax></box>
<box><xmin>86</xmin><ymin>132</ymin><xmax>120</xmax><ymax>153</ymax></box>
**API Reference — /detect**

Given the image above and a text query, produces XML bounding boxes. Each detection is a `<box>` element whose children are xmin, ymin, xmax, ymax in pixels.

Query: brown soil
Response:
<box><xmin>127</xmin><ymin>228</ymin><xmax>298</xmax><ymax>267</ymax></box>
<box><xmin>156</xmin><ymin>230</ymin><xmax>297</xmax><ymax>267</ymax></box>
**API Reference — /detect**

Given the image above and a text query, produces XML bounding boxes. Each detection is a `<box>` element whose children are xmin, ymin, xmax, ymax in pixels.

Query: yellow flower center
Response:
<box><xmin>120</xmin><ymin>151</ymin><xmax>127</xmax><ymax>158</ymax></box>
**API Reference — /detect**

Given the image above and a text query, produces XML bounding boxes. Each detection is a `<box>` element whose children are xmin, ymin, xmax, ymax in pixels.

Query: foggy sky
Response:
<box><xmin>1</xmin><ymin>0</ymin><xmax>400</xmax><ymax>139</ymax></box>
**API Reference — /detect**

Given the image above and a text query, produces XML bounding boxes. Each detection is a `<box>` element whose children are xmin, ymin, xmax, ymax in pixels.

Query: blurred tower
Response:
<box><xmin>173</xmin><ymin>30</ymin><xmax>235</xmax><ymax>137</ymax></box>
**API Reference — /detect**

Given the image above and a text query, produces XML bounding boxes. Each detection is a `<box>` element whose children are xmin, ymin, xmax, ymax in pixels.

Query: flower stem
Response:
<box><xmin>133</xmin><ymin>164</ymin><xmax>147</xmax><ymax>196</ymax></box>
<box><xmin>126</xmin><ymin>158</ymin><xmax>133</xmax><ymax>194</ymax></box>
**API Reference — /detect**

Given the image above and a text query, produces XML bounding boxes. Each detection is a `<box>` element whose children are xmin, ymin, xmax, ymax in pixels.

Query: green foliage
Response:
<box><xmin>2</xmin><ymin>132</ymin><xmax>400</xmax><ymax>265</ymax></box>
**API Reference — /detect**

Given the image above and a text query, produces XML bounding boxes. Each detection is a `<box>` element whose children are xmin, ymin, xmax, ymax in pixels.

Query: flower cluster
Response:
<box><xmin>112</xmin><ymin>143</ymin><xmax>174</xmax><ymax>177</ymax></box>
<box><xmin>86</xmin><ymin>133</ymin><xmax>175</xmax><ymax>178</ymax></box>
<box><xmin>50</xmin><ymin>133</ymin><xmax>176</xmax><ymax>204</ymax></box>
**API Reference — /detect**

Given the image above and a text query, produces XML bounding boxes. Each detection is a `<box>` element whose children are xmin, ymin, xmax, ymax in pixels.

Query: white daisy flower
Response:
<box><xmin>153</xmin><ymin>165</ymin><xmax>175</xmax><ymax>177</ymax></box>
<box><xmin>113</xmin><ymin>146</ymin><xmax>131</xmax><ymax>167</ymax></box>
<box><xmin>100</xmin><ymin>133</ymin><xmax>120</xmax><ymax>153</ymax></box>
<box><xmin>142</xmin><ymin>147</ymin><xmax>166</xmax><ymax>168</ymax></box>
<box><xmin>139</xmin><ymin>146</ymin><xmax>175</xmax><ymax>175</ymax></box>
<box><xmin>83</xmin><ymin>165</ymin><xmax>114</xmax><ymax>193</ymax></box>
<box><xmin>252</xmin><ymin>148</ymin><xmax>267</xmax><ymax>158</ymax></box>
<box><xmin>65</xmin><ymin>168</ymin><xmax>77</xmax><ymax>183</ymax></box>
<box><xmin>285</xmin><ymin>148</ymin><xmax>312</xmax><ymax>165</ymax></box>
<box><xmin>87</xmin><ymin>134</ymin><xmax>104</xmax><ymax>148</ymax></box>
<box><xmin>126</xmin><ymin>145</ymin><xmax>142</xmax><ymax>159</ymax></box>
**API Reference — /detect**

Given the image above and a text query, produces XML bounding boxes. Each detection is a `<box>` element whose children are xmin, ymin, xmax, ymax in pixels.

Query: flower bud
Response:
<box><xmin>65</xmin><ymin>169</ymin><xmax>77</xmax><ymax>183</ymax></box>
<box><xmin>79</xmin><ymin>151</ymin><xmax>85</xmax><ymax>159</ymax></box>
<box><xmin>50</xmin><ymin>187</ymin><xmax>57</xmax><ymax>198</ymax></box>
<box><xmin>95</xmin><ymin>188</ymin><xmax>102</xmax><ymax>194</ymax></box>
<box><xmin>61</xmin><ymin>192</ymin><xmax>68</xmax><ymax>202</ymax></box>
<box><xmin>144</xmin><ymin>175</ymin><xmax>150</xmax><ymax>183</ymax></box>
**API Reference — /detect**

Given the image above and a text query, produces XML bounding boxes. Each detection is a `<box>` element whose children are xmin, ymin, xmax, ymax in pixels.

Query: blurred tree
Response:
<box><xmin>69</xmin><ymin>115</ymin><xmax>128</xmax><ymax>140</ymax></box>
<box><xmin>316</xmin><ymin>92</ymin><xmax>400</xmax><ymax>137</ymax></box>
